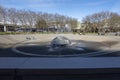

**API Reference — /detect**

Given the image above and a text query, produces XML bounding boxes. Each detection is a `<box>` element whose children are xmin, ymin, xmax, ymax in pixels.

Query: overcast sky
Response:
<box><xmin>0</xmin><ymin>0</ymin><xmax>120</xmax><ymax>21</ymax></box>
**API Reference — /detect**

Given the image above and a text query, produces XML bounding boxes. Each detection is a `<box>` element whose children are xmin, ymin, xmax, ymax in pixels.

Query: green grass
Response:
<box><xmin>0</xmin><ymin>31</ymin><xmax>94</xmax><ymax>35</ymax></box>
<box><xmin>0</xmin><ymin>32</ymin><xmax>12</xmax><ymax>35</ymax></box>
<box><xmin>0</xmin><ymin>32</ymin><xmax>28</xmax><ymax>35</ymax></box>
<box><xmin>0</xmin><ymin>31</ymin><xmax>74</xmax><ymax>35</ymax></box>
<box><xmin>85</xmin><ymin>32</ymin><xmax>97</xmax><ymax>34</ymax></box>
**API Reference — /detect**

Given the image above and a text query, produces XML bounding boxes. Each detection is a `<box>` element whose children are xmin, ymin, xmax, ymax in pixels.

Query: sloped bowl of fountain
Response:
<box><xmin>13</xmin><ymin>36</ymin><xmax>109</xmax><ymax>57</ymax></box>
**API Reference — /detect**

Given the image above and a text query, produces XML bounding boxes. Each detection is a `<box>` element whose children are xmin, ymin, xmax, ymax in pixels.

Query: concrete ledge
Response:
<box><xmin>1</xmin><ymin>57</ymin><xmax>120</xmax><ymax>69</ymax></box>
<box><xmin>0</xmin><ymin>57</ymin><xmax>120</xmax><ymax>75</ymax></box>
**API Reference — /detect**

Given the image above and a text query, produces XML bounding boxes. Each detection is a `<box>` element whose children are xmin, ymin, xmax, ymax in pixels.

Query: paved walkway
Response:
<box><xmin>0</xmin><ymin>34</ymin><xmax>120</xmax><ymax>50</ymax></box>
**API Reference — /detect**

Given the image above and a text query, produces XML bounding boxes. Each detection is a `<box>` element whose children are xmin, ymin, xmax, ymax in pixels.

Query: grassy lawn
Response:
<box><xmin>0</xmin><ymin>32</ymin><xmax>12</xmax><ymax>35</ymax></box>
<box><xmin>0</xmin><ymin>32</ymin><xmax>29</xmax><ymax>35</ymax></box>
<box><xmin>0</xmin><ymin>32</ymin><xmax>74</xmax><ymax>35</ymax></box>
<box><xmin>0</xmin><ymin>31</ymin><xmax>98</xmax><ymax>35</ymax></box>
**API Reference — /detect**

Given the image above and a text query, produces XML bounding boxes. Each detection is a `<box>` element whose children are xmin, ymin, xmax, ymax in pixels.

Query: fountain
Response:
<box><xmin>51</xmin><ymin>36</ymin><xmax>71</xmax><ymax>48</ymax></box>
<box><xmin>48</xmin><ymin>36</ymin><xmax>84</xmax><ymax>52</ymax></box>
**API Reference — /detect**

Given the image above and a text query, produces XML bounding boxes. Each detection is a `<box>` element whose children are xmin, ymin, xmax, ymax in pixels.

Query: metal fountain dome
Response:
<box><xmin>51</xmin><ymin>36</ymin><xmax>71</xmax><ymax>47</ymax></box>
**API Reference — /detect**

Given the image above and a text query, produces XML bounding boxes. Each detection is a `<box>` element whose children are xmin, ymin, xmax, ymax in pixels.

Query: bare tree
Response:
<box><xmin>0</xmin><ymin>5</ymin><xmax>79</xmax><ymax>32</ymax></box>
<box><xmin>108</xmin><ymin>13</ymin><xmax>120</xmax><ymax>32</ymax></box>
<box><xmin>0</xmin><ymin>6</ymin><xmax>8</xmax><ymax>25</ymax></box>
<box><xmin>25</xmin><ymin>10</ymin><xmax>38</xmax><ymax>28</ymax></box>
<box><xmin>17</xmin><ymin>10</ymin><xmax>28</xmax><ymax>29</ymax></box>
<box><xmin>82</xmin><ymin>11</ymin><xmax>120</xmax><ymax>33</ymax></box>
<box><xmin>7</xmin><ymin>8</ymin><xmax>18</xmax><ymax>31</ymax></box>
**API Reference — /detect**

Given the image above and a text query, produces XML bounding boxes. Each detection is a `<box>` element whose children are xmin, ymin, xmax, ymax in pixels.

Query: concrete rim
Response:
<box><xmin>12</xmin><ymin>42</ymin><xmax>116</xmax><ymax>57</ymax></box>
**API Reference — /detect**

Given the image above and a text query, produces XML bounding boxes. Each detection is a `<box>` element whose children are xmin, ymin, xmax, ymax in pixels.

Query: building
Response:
<box><xmin>72</xmin><ymin>22</ymin><xmax>82</xmax><ymax>33</ymax></box>
<box><xmin>0</xmin><ymin>24</ymin><xmax>15</xmax><ymax>32</ymax></box>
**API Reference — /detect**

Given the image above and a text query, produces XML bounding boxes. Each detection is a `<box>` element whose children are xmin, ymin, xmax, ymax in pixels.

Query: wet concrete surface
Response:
<box><xmin>0</xmin><ymin>40</ymin><xmax>120</xmax><ymax>57</ymax></box>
